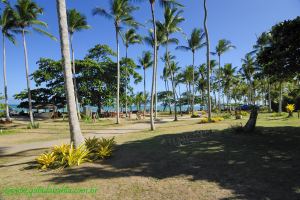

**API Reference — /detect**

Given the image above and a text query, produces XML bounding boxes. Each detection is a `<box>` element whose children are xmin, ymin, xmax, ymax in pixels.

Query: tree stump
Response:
<box><xmin>244</xmin><ymin>107</ymin><xmax>258</xmax><ymax>133</ymax></box>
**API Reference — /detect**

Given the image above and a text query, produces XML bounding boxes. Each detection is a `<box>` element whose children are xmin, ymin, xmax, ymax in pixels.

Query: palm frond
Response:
<box><xmin>33</xmin><ymin>27</ymin><xmax>57</xmax><ymax>41</ymax></box>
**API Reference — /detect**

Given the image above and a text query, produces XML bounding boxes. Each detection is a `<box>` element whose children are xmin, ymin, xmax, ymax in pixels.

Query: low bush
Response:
<box><xmin>98</xmin><ymin>138</ymin><xmax>116</xmax><ymax>159</ymax></box>
<box><xmin>36</xmin><ymin>152</ymin><xmax>57</xmax><ymax>170</ymax></box>
<box><xmin>82</xmin><ymin>115</ymin><xmax>93</xmax><ymax>123</ymax></box>
<box><xmin>270</xmin><ymin>112</ymin><xmax>286</xmax><ymax>117</ymax></box>
<box><xmin>240</xmin><ymin>111</ymin><xmax>248</xmax><ymax>116</ymax></box>
<box><xmin>36</xmin><ymin>137</ymin><xmax>116</xmax><ymax>170</ymax></box>
<box><xmin>191</xmin><ymin>112</ymin><xmax>200</xmax><ymax>118</ymax></box>
<box><xmin>85</xmin><ymin>137</ymin><xmax>116</xmax><ymax>160</ymax></box>
<box><xmin>199</xmin><ymin>118</ymin><xmax>209</xmax><ymax>124</ymax></box>
<box><xmin>286</xmin><ymin>104</ymin><xmax>295</xmax><ymax>117</ymax></box>
<box><xmin>220</xmin><ymin>113</ymin><xmax>232</xmax><ymax>119</ymax></box>
<box><xmin>199</xmin><ymin>117</ymin><xmax>224</xmax><ymax>124</ymax></box>
<box><xmin>27</xmin><ymin>122</ymin><xmax>40</xmax><ymax>129</ymax></box>
<box><xmin>64</xmin><ymin>144</ymin><xmax>90</xmax><ymax>167</ymax></box>
<box><xmin>211</xmin><ymin>117</ymin><xmax>224</xmax><ymax>122</ymax></box>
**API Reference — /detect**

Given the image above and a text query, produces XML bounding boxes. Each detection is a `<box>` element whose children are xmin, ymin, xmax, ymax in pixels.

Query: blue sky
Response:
<box><xmin>1</xmin><ymin>0</ymin><xmax>300</xmax><ymax>104</ymax></box>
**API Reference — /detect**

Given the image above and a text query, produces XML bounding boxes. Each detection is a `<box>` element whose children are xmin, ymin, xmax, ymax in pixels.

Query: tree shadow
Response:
<box><xmin>46</xmin><ymin>126</ymin><xmax>300</xmax><ymax>199</ymax></box>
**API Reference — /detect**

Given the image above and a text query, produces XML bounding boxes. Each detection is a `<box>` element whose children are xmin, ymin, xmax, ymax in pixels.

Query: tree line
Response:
<box><xmin>1</xmin><ymin>0</ymin><xmax>299</xmax><ymax>147</ymax></box>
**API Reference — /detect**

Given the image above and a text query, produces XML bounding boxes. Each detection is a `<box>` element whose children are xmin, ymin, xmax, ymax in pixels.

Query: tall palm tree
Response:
<box><xmin>212</xmin><ymin>39</ymin><xmax>235</xmax><ymax>111</ymax></box>
<box><xmin>137</xmin><ymin>51</ymin><xmax>153</xmax><ymax>115</ymax></box>
<box><xmin>56</xmin><ymin>0</ymin><xmax>84</xmax><ymax>147</ymax></box>
<box><xmin>135</xmin><ymin>0</ymin><xmax>180</xmax><ymax>130</ymax></box>
<box><xmin>144</xmin><ymin>24</ymin><xmax>175</xmax><ymax>119</ymax></box>
<box><xmin>14</xmin><ymin>0</ymin><xmax>56</xmax><ymax>125</ymax></box>
<box><xmin>203</xmin><ymin>0</ymin><xmax>211</xmax><ymax>121</ymax></box>
<box><xmin>67</xmin><ymin>9</ymin><xmax>90</xmax><ymax>120</ymax></box>
<box><xmin>93</xmin><ymin>0</ymin><xmax>138</xmax><ymax>124</ymax></box>
<box><xmin>0</xmin><ymin>4</ymin><xmax>15</xmax><ymax>122</ymax></box>
<box><xmin>159</xmin><ymin>6</ymin><xmax>184</xmax><ymax>121</ymax></box>
<box><xmin>176</xmin><ymin>28</ymin><xmax>206</xmax><ymax>113</ymax></box>
<box><xmin>123</xmin><ymin>28</ymin><xmax>142</xmax><ymax>117</ymax></box>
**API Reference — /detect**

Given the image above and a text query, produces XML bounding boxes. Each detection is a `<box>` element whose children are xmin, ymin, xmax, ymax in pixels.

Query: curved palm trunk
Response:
<box><xmin>70</xmin><ymin>35</ymin><xmax>81</xmax><ymax>120</ymax></box>
<box><xmin>2</xmin><ymin>35</ymin><xmax>11</xmax><ymax>121</ymax></box>
<box><xmin>204</xmin><ymin>0</ymin><xmax>212</xmax><ymax>121</ymax></box>
<box><xmin>150</xmin><ymin>2</ymin><xmax>157</xmax><ymax>130</ymax></box>
<box><xmin>115</xmin><ymin>25</ymin><xmax>120</xmax><ymax>124</ymax></box>
<box><xmin>125</xmin><ymin>46</ymin><xmax>128</xmax><ymax>117</ymax></box>
<box><xmin>191</xmin><ymin>51</ymin><xmax>195</xmax><ymax>114</ymax></box>
<box><xmin>56</xmin><ymin>0</ymin><xmax>84</xmax><ymax>147</ymax></box>
<box><xmin>22</xmin><ymin>29</ymin><xmax>34</xmax><ymax>125</ymax></box>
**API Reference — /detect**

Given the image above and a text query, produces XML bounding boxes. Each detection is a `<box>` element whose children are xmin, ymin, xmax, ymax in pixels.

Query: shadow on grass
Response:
<box><xmin>45</xmin><ymin>126</ymin><xmax>300</xmax><ymax>199</ymax></box>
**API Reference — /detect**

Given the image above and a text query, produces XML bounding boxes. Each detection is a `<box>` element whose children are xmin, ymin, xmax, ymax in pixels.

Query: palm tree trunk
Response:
<box><xmin>144</xmin><ymin>67</ymin><xmax>146</xmax><ymax>115</ymax></box>
<box><xmin>115</xmin><ymin>25</ymin><xmax>120</xmax><ymax>124</ymax></box>
<box><xmin>2</xmin><ymin>34</ymin><xmax>10</xmax><ymax>121</ymax></box>
<box><xmin>166</xmin><ymin>36</ymin><xmax>178</xmax><ymax>121</ymax></box>
<box><xmin>278</xmin><ymin>81</ymin><xmax>283</xmax><ymax>113</ymax></box>
<box><xmin>125</xmin><ymin>46</ymin><xmax>128</xmax><ymax>117</ymax></box>
<box><xmin>70</xmin><ymin>35</ymin><xmax>81</xmax><ymax>120</ymax></box>
<box><xmin>154</xmin><ymin>47</ymin><xmax>159</xmax><ymax>119</ymax></box>
<box><xmin>204</xmin><ymin>0</ymin><xmax>212</xmax><ymax>121</ymax></box>
<box><xmin>166</xmin><ymin>80</ymin><xmax>172</xmax><ymax>114</ymax></box>
<box><xmin>150</xmin><ymin>2</ymin><xmax>157</xmax><ymax>130</ymax></box>
<box><xmin>56</xmin><ymin>0</ymin><xmax>84</xmax><ymax>147</ymax></box>
<box><xmin>218</xmin><ymin>55</ymin><xmax>221</xmax><ymax>112</ymax></box>
<box><xmin>268</xmin><ymin>79</ymin><xmax>272</xmax><ymax>112</ymax></box>
<box><xmin>178</xmin><ymin>85</ymin><xmax>182</xmax><ymax>116</ymax></box>
<box><xmin>192</xmin><ymin>51</ymin><xmax>195</xmax><ymax>114</ymax></box>
<box><xmin>22</xmin><ymin>29</ymin><xmax>34</xmax><ymax>125</ymax></box>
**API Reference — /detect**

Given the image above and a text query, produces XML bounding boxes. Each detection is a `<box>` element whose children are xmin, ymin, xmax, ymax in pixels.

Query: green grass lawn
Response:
<box><xmin>0</xmin><ymin>113</ymin><xmax>300</xmax><ymax>200</ymax></box>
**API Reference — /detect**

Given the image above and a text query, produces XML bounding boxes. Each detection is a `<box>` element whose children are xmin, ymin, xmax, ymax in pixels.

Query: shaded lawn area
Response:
<box><xmin>46</xmin><ymin>126</ymin><xmax>300</xmax><ymax>200</ymax></box>
<box><xmin>0</xmin><ymin>114</ymin><xmax>300</xmax><ymax>199</ymax></box>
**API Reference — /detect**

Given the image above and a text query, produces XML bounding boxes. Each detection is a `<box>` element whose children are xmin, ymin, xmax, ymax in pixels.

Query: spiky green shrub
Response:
<box><xmin>64</xmin><ymin>144</ymin><xmax>90</xmax><ymax>167</ymax></box>
<box><xmin>97</xmin><ymin>137</ymin><xmax>116</xmax><ymax>159</ymax></box>
<box><xmin>36</xmin><ymin>152</ymin><xmax>57</xmax><ymax>170</ymax></box>
<box><xmin>52</xmin><ymin>144</ymin><xmax>70</xmax><ymax>164</ymax></box>
<box><xmin>85</xmin><ymin>137</ymin><xmax>100</xmax><ymax>152</ymax></box>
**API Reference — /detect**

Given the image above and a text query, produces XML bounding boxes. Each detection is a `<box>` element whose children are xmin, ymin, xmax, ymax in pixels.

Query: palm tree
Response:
<box><xmin>182</xmin><ymin>65</ymin><xmax>194</xmax><ymax>112</ymax></box>
<box><xmin>93</xmin><ymin>0</ymin><xmax>138</xmax><ymax>124</ymax></box>
<box><xmin>67</xmin><ymin>9</ymin><xmax>90</xmax><ymax>120</ymax></box>
<box><xmin>161</xmin><ymin>64</ymin><xmax>172</xmax><ymax>114</ymax></box>
<box><xmin>123</xmin><ymin>28</ymin><xmax>142</xmax><ymax>117</ymax></box>
<box><xmin>176</xmin><ymin>28</ymin><xmax>206</xmax><ymax>113</ymax></box>
<box><xmin>222</xmin><ymin>63</ymin><xmax>236</xmax><ymax>111</ymax></box>
<box><xmin>137</xmin><ymin>51</ymin><xmax>153</xmax><ymax>115</ymax></box>
<box><xmin>203</xmin><ymin>0</ymin><xmax>212</xmax><ymax>121</ymax></box>
<box><xmin>144</xmin><ymin>24</ymin><xmax>175</xmax><ymax>119</ymax></box>
<box><xmin>159</xmin><ymin>6</ymin><xmax>184</xmax><ymax>121</ymax></box>
<box><xmin>0</xmin><ymin>4</ymin><xmax>15</xmax><ymax>122</ymax></box>
<box><xmin>135</xmin><ymin>0</ymin><xmax>181</xmax><ymax>130</ymax></box>
<box><xmin>56</xmin><ymin>0</ymin><xmax>84</xmax><ymax>147</ymax></box>
<box><xmin>240</xmin><ymin>54</ymin><xmax>256</xmax><ymax>105</ymax></box>
<box><xmin>212</xmin><ymin>39</ymin><xmax>235</xmax><ymax>111</ymax></box>
<box><xmin>14</xmin><ymin>0</ymin><xmax>56</xmax><ymax>125</ymax></box>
